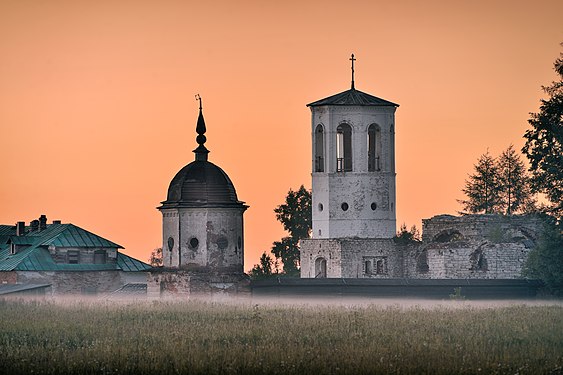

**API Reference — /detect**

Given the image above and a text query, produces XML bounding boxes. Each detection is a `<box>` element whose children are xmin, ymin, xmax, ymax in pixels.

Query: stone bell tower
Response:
<box><xmin>308</xmin><ymin>54</ymin><xmax>399</xmax><ymax>240</ymax></box>
<box><xmin>300</xmin><ymin>55</ymin><xmax>400</xmax><ymax>279</ymax></box>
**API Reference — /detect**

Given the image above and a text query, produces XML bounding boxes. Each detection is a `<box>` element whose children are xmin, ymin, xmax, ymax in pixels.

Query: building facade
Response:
<box><xmin>0</xmin><ymin>215</ymin><xmax>150</xmax><ymax>295</ymax></box>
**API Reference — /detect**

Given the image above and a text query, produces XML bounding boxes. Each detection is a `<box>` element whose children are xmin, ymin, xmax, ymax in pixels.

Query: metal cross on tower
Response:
<box><xmin>350</xmin><ymin>54</ymin><xmax>356</xmax><ymax>89</ymax></box>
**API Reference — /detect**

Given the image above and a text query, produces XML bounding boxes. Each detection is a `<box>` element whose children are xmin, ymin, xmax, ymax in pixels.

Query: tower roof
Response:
<box><xmin>159</xmin><ymin>95</ymin><xmax>245</xmax><ymax>209</ymax></box>
<box><xmin>161</xmin><ymin>160</ymin><xmax>242</xmax><ymax>208</ymax></box>
<box><xmin>307</xmin><ymin>88</ymin><xmax>399</xmax><ymax>107</ymax></box>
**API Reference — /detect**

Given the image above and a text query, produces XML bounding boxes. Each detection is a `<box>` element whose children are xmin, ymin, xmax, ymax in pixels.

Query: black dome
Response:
<box><xmin>161</xmin><ymin>160</ymin><xmax>242</xmax><ymax>207</ymax></box>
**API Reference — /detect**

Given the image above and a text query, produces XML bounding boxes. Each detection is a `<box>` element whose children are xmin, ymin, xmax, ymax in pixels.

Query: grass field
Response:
<box><xmin>0</xmin><ymin>298</ymin><xmax>562</xmax><ymax>374</ymax></box>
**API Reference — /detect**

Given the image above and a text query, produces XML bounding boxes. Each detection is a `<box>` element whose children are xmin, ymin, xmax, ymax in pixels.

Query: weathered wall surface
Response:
<box><xmin>421</xmin><ymin>214</ymin><xmax>543</xmax><ymax>243</ymax></box>
<box><xmin>311</xmin><ymin>105</ymin><xmax>397</xmax><ymax>240</ymax></box>
<box><xmin>161</xmin><ymin>207</ymin><xmax>245</xmax><ymax>272</ymax></box>
<box><xmin>147</xmin><ymin>270</ymin><xmax>250</xmax><ymax>299</ymax></box>
<box><xmin>340</xmin><ymin>239</ymin><xmax>401</xmax><ymax>278</ymax></box>
<box><xmin>300</xmin><ymin>239</ymin><xmax>343</xmax><ymax>278</ymax></box>
<box><xmin>15</xmin><ymin>271</ymin><xmax>136</xmax><ymax>294</ymax></box>
<box><xmin>0</xmin><ymin>271</ymin><xmax>17</xmax><ymax>284</ymax></box>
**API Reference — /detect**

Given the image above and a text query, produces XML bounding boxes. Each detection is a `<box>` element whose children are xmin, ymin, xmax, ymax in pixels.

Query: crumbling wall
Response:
<box><xmin>147</xmin><ymin>269</ymin><xmax>250</xmax><ymax>299</ymax></box>
<box><xmin>16</xmin><ymin>271</ymin><xmax>130</xmax><ymax>294</ymax></box>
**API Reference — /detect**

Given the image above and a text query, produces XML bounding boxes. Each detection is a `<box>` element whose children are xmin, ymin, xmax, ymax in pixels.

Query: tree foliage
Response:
<box><xmin>273</xmin><ymin>185</ymin><xmax>312</xmax><ymax>239</ymax></box>
<box><xmin>523</xmin><ymin>218</ymin><xmax>563</xmax><ymax>295</ymax></box>
<box><xmin>250</xmin><ymin>185</ymin><xmax>312</xmax><ymax>278</ymax></box>
<box><xmin>393</xmin><ymin>223</ymin><xmax>421</xmax><ymax>245</ymax></box>
<box><xmin>148</xmin><ymin>247</ymin><xmax>163</xmax><ymax>267</ymax></box>
<box><xmin>497</xmin><ymin>145</ymin><xmax>535</xmax><ymax>215</ymax></box>
<box><xmin>459</xmin><ymin>147</ymin><xmax>535</xmax><ymax>215</ymax></box>
<box><xmin>459</xmin><ymin>151</ymin><xmax>502</xmax><ymax>214</ymax></box>
<box><xmin>249</xmin><ymin>252</ymin><xmax>275</xmax><ymax>280</ymax></box>
<box><xmin>522</xmin><ymin>46</ymin><xmax>563</xmax><ymax>220</ymax></box>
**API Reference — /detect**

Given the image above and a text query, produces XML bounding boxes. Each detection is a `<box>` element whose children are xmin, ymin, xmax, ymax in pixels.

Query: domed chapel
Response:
<box><xmin>147</xmin><ymin>96</ymin><xmax>248</xmax><ymax>298</ymax></box>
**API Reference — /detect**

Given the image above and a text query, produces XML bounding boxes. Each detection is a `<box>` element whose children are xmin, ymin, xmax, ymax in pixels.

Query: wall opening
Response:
<box><xmin>94</xmin><ymin>250</ymin><xmax>106</xmax><ymax>264</ymax></box>
<box><xmin>368</xmin><ymin>124</ymin><xmax>381</xmax><ymax>171</ymax></box>
<box><xmin>336</xmin><ymin>123</ymin><xmax>352</xmax><ymax>172</ymax></box>
<box><xmin>315</xmin><ymin>257</ymin><xmax>327</xmax><ymax>278</ymax></box>
<box><xmin>315</xmin><ymin>124</ymin><xmax>324</xmax><ymax>172</ymax></box>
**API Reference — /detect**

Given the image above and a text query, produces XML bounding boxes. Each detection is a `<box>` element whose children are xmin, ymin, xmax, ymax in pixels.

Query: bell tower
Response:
<box><xmin>308</xmin><ymin>54</ymin><xmax>399</xmax><ymax>239</ymax></box>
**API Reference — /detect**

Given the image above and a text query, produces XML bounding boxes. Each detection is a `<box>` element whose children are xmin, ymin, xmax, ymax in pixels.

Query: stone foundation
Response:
<box><xmin>147</xmin><ymin>269</ymin><xmax>250</xmax><ymax>299</ymax></box>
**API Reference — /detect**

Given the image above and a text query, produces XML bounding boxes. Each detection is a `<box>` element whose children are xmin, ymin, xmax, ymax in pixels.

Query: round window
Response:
<box><xmin>217</xmin><ymin>236</ymin><xmax>228</xmax><ymax>250</ymax></box>
<box><xmin>318</xmin><ymin>203</ymin><xmax>324</xmax><ymax>212</ymax></box>
<box><xmin>188</xmin><ymin>237</ymin><xmax>199</xmax><ymax>249</ymax></box>
<box><xmin>341</xmin><ymin>202</ymin><xmax>349</xmax><ymax>211</ymax></box>
<box><xmin>371</xmin><ymin>202</ymin><xmax>377</xmax><ymax>211</ymax></box>
<box><xmin>167</xmin><ymin>237</ymin><xmax>174</xmax><ymax>251</ymax></box>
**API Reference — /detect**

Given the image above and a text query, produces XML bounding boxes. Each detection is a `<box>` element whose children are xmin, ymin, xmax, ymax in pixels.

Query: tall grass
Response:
<box><xmin>0</xmin><ymin>299</ymin><xmax>561</xmax><ymax>374</ymax></box>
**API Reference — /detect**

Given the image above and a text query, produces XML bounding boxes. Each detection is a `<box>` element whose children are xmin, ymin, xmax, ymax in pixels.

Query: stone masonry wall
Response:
<box><xmin>340</xmin><ymin>239</ymin><xmax>401</xmax><ymax>278</ymax></box>
<box><xmin>302</xmin><ymin>214</ymin><xmax>544</xmax><ymax>280</ymax></box>
<box><xmin>16</xmin><ymin>271</ymin><xmax>130</xmax><ymax>295</ymax></box>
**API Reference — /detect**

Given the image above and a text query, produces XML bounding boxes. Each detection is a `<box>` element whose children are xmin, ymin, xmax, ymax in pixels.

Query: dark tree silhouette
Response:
<box><xmin>249</xmin><ymin>252</ymin><xmax>274</xmax><ymax>279</ymax></box>
<box><xmin>458</xmin><ymin>151</ymin><xmax>502</xmax><ymax>214</ymax></box>
<box><xmin>523</xmin><ymin>46</ymin><xmax>563</xmax><ymax>220</ymax></box>
<box><xmin>250</xmin><ymin>185</ymin><xmax>312</xmax><ymax>277</ymax></box>
<box><xmin>523</xmin><ymin>218</ymin><xmax>563</xmax><ymax>295</ymax></box>
<box><xmin>497</xmin><ymin>145</ymin><xmax>535</xmax><ymax>215</ymax></box>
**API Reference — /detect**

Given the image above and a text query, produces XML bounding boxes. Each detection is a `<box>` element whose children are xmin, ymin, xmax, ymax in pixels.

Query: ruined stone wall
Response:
<box><xmin>300</xmin><ymin>239</ymin><xmax>343</xmax><ymax>278</ymax></box>
<box><xmin>302</xmin><ymin>214</ymin><xmax>544</xmax><ymax>280</ymax></box>
<box><xmin>422</xmin><ymin>214</ymin><xmax>543</xmax><ymax>243</ymax></box>
<box><xmin>15</xmin><ymin>271</ymin><xmax>132</xmax><ymax>295</ymax></box>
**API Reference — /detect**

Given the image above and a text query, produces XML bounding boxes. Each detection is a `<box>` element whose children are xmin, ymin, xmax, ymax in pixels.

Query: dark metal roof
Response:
<box><xmin>307</xmin><ymin>88</ymin><xmax>399</xmax><ymax>107</ymax></box>
<box><xmin>160</xmin><ymin>160</ymin><xmax>245</xmax><ymax>208</ymax></box>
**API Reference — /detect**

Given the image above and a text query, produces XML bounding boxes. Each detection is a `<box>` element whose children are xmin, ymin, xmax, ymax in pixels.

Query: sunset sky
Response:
<box><xmin>1</xmin><ymin>0</ymin><xmax>561</xmax><ymax>270</ymax></box>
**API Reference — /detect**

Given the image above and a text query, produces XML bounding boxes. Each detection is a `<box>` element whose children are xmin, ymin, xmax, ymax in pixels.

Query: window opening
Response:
<box><xmin>368</xmin><ymin>124</ymin><xmax>381</xmax><ymax>171</ymax></box>
<box><xmin>315</xmin><ymin>125</ymin><xmax>324</xmax><ymax>172</ymax></box>
<box><xmin>315</xmin><ymin>257</ymin><xmax>327</xmax><ymax>278</ymax></box>
<box><xmin>336</xmin><ymin>124</ymin><xmax>352</xmax><ymax>172</ymax></box>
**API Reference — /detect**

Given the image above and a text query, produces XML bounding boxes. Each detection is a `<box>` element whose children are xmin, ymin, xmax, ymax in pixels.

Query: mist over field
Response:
<box><xmin>1</xmin><ymin>297</ymin><xmax>562</xmax><ymax>374</ymax></box>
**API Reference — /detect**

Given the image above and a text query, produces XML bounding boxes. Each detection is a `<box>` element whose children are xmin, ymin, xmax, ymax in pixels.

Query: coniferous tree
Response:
<box><xmin>459</xmin><ymin>151</ymin><xmax>502</xmax><ymax>214</ymax></box>
<box><xmin>497</xmin><ymin>145</ymin><xmax>535</xmax><ymax>215</ymax></box>
<box><xmin>522</xmin><ymin>46</ymin><xmax>563</xmax><ymax>219</ymax></box>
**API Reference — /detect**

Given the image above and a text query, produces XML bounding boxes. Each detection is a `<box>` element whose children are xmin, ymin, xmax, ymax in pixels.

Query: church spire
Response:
<box><xmin>350</xmin><ymin>53</ymin><xmax>356</xmax><ymax>90</ymax></box>
<box><xmin>193</xmin><ymin>94</ymin><xmax>209</xmax><ymax>161</ymax></box>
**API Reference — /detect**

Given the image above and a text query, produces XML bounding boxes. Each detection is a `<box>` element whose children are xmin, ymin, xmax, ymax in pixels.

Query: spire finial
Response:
<box><xmin>193</xmin><ymin>94</ymin><xmax>209</xmax><ymax>161</ymax></box>
<box><xmin>350</xmin><ymin>53</ymin><xmax>356</xmax><ymax>90</ymax></box>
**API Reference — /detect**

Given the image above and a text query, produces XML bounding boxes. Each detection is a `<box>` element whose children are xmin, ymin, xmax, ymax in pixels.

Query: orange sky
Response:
<box><xmin>1</xmin><ymin>0</ymin><xmax>562</xmax><ymax>271</ymax></box>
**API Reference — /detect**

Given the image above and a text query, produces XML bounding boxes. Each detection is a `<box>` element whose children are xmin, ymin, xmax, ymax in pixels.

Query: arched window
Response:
<box><xmin>315</xmin><ymin>257</ymin><xmax>327</xmax><ymax>278</ymax></box>
<box><xmin>336</xmin><ymin>124</ymin><xmax>352</xmax><ymax>172</ymax></box>
<box><xmin>368</xmin><ymin>124</ymin><xmax>381</xmax><ymax>171</ymax></box>
<box><xmin>314</xmin><ymin>125</ymin><xmax>324</xmax><ymax>172</ymax></box>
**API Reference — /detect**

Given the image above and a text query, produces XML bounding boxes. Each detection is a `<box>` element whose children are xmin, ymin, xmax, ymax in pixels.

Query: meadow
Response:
<box><xmin>0</xmin><ymin>298</ymin><xmax>562</xmax><ymax>374</ymax></box>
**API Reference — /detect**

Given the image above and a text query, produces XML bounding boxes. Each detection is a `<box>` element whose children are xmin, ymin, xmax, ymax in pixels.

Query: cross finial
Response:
<box><xmin>195</xmin><ymin>94</ymin><xmax>202</xmax><ymax>110</ymax></box>
<box><xmin>350</xmin><ymin>54</ymin><xmax>356</xmax><ymax>90</ymax></box>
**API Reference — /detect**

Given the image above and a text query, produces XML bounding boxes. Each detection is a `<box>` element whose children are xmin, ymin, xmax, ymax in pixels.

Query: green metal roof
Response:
<box><xmin>0</xmin><ymin>221</ymin><xmax>150</xmax><ymax>272</ymax></box>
